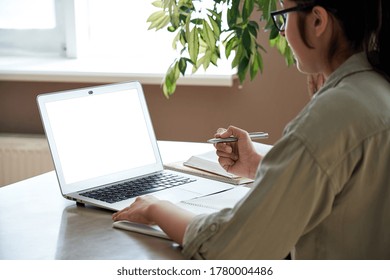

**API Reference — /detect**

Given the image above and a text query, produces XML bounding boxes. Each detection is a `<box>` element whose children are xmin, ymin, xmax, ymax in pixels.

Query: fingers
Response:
<box><xmin>112</xmin><ymin>205</ymin><xmax>129</xmax><ymax>219</ymax></box>
<box><xmin>215</xmin><ymin>127</ymin><xmax>235</xmax><ymax>138</ymax></box>
<box><xmin>113</xmin><ymin>211</ymin><xmax>154</xmax><ymax>225</ymax></box>
<box><xmin>112</xmin><ymin>195</ymin><xmax>160</xmax><ymax>225</ymax></box>
<box><xmin>216</xmin><ymin>147</ymin><xmax>238</xmax><ymax>160</ymax></box>
<box><xmin>215</xmin><ymin>126</ymin><xmax>249</xmax><ymax>141</ymax></box>
<box><xmin>218</xmin><ymin>156</ymin><xmax>236</xmax><ymax>172</ymax></box>
<box><xmin>214</xmin><ymin>126</ymin><xmax>245</xmax><ymax>163</ymax></box>
<box><xmin>215</xmin><ymin>142</ymin><xmax>233</xmax><ymax>154</ymax></box>
<box><xmin>216</xmin><ymin>143</ymin><xmax>239</xmax><ymax>172</ymax></box>
<box><xmin>216</xmin><ymin>128</ymin><xmax>227</xmax><ymax>134</ymax></box>
<box><xmin>112</xmin><ymin>209</ymin><xmax>129</xmax><ymax>222</ymax></box>
<box><xmin>112</xmin><ymin>205</ymin><xmax>133</xmax><ymax>221</ymax></box>
<box><xmin>219</xmin><ymin>126</ymin><xmax>234</xmax><ymax>138</ymax></box>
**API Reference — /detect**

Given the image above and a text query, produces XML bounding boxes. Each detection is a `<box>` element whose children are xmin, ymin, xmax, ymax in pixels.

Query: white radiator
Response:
<box><xmin>0</xmin><ymin>134</ymin><xmax>54</xmax><ymax>187</ymax></box>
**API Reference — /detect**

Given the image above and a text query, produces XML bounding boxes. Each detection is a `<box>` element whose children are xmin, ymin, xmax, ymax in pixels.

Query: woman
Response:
<box><xmin>113</xmin><ymin>0</ymin><xmax>390</xmax><ymax>259</ymax></box>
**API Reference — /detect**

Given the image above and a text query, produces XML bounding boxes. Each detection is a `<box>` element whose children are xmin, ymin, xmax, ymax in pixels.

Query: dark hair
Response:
<box><xmin>291</xmin><ymin>0</ymin><xmax>390</xmax><ymax>79</ymax></box>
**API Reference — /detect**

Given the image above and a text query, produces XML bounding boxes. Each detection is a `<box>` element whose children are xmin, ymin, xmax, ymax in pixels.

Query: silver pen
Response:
<box><xmin>207</xmin><ymin>132</ymin><xmax>269</xmax><ymax>143</ymax></box>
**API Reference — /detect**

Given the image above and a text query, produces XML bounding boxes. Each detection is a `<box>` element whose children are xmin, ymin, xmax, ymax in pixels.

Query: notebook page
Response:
<box><xmin>178</xmin><ymin>186</ymin><xmax>250</xmax><ymax>211</ymax></box>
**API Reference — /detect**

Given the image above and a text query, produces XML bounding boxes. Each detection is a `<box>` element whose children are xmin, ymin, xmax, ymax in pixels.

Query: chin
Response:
<box><xmin>294</xmin><ymin>61</ymin><xmax>310</xmax><ymax>74</ymax></box>
<box><xmin>295</xmin><ymin>63</ymin><xmax>305</xmax><ymax>74</ymax></box>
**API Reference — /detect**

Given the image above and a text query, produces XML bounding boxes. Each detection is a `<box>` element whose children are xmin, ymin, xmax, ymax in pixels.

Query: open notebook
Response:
<box><xmin>164</xmin><ymin>142</ymin><xmax>273</xmax><ymax>185</ymax></box>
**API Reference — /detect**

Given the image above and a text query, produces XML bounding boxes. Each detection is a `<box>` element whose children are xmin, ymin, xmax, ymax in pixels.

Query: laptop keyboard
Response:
<box><xmin>80</xmin><ymin>172</ymin><xmax>196</xmax><ymax>204</ymax></box>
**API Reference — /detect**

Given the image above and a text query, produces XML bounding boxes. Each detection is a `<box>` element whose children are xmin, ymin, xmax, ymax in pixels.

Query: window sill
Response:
<box><xmin>0</xmin><ymin>56</ymin><xmax>236</xmax><ymax>86</ymax></box>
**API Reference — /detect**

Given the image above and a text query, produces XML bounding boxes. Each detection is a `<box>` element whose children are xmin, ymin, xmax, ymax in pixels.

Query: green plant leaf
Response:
<box><xmin>231</xmin><ymin>43</ymin><xmax>244</xmax><ymax>69</ymax></box>
<box><xmin>202</xmin><ymin>19</ymin><xmax>216</xmax><ymax>51</ymax></box>
<box><xmin>250</xmin><ymin>50</ymin><xmax>263</xmax><ymax>80</ymax></box>
<box><xmin>207</xmin><ymin>9</ymin><xmax>222</xmax><ymax>22</ymax></box>
<box><xmin>188</xmin><ymin>27</ymin><xmax>199</xmax><ymax>64</ymax></box>
<box><xmin>147</xmin><ymin>10</ymin><xmax>166</xmax><ymax>25</ymax></box>
<box><xmin>208</xmin><ymin>15</ymin><xmax>221</xmax><ymax>39</ymax></box>
<box><xmin>238</xmin><ymin>56</ymin><xmax>250</xmax><ymax>83</ymax></box>
<box><xmin>210</xmin><ymin>48</ymin><xmax>220</xmax><ymax>66</ymax></box>
<box><xmin>242</xmin><ymin>28</ymin><xmax>252</xmax><ymax>51</ymax></box>
<box><xmin>243</xmin><ymin>0</ymin><xmax>255</xmax><ymax>22</ymax></box>
<box><xmin>202</xmin><ymin>50</ymin><xmax>212</xmax><ymax>70</ymax></box>
<box><xmin>191</xmin><ymin>19</ymin><xmax>203</xmax><ymax>25</ymax></box>
<box><xmin>147</xmin><ymin>12</ymin><xmax>170</xmax><ymax>30</ymax></box>
<box><xmin>193</xmin><ymin>55</ymin><xmax>204</xmax><ymax>73</ymax></box>
<box><xmin>248</xmin><ymin>21</ymin><xmax>259</xmax><ymax>38</ymax></box>
<box><xmin>269</xmin><ymin>26</ymin><xmax>279</xmax><ymax>40</ymax></box>
<box><xmin>179</xmin><ymin>29</ymin><xmax>187</xmax><ymax>47</ymax></box>
<box><xmin>163</xmin><ymin>61</ymin><xmax>180</xmax><ymax>97</ymax></box>
<box><xmin>227</xmin><ymin>0</ymin><xmax>240</xmax><ymax>27</ymax></box>
<box><xmin>151</xmin><ymin>0</ymin><xmax>163</xmax><ymax>8</ymax></box>
<box><xmin>172</xmin><ymin>29</ymin><xmax>180</xmax><ymax>49</ymax></box>
<box><xmin>154</xmin><ymin>0</ymin><xmax>294</xmax><ymax>96</ymax></box>
<box><xmin>285</xmin><ymin>46</ymin><xmax>295</xmax><ymax>66</ymax></box>
<box><xmin>225</xmin><ymin>36</ymin><xmax>238</xmax><ymax>58</ymax></box>
<box><xmin>178</xmin><ymin>58</ymin><xmax>187</xmax><ymax>75</ymax></box>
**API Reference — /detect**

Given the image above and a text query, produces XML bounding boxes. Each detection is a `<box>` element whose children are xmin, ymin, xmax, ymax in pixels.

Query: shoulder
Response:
<box><xmin>283</xmin><ymin>70</ymin><xmax>390</xmax><ymax>170</ymax></box>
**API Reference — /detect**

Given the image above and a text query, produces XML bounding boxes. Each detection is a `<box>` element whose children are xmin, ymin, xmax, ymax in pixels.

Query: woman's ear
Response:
<box><xmin>311</xmin><ymin>6</ymin><xmax>329</xmax><ymax>37</ymax></box>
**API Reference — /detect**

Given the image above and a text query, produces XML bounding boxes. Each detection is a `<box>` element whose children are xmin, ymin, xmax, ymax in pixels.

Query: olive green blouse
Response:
<box><xmin>182</xmin><ymin>53</ymin><xmax>390</xmax><ymax>259</ymax></box>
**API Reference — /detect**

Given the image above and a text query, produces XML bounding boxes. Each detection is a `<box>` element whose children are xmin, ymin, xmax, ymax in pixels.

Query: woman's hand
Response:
<box><xmin>214</xmin><ymin>126</ymin><xmax>262</xmax><ymax>179</ymax></box>
<box><xmin>112</xmin><ymin>195</ymin><xmax>195</xmax><ymax>245</ymax></box>
<box><xmin>112</xmin><ymin>195</ymin><xmax>159</xmax><ymax>224</ymax></box>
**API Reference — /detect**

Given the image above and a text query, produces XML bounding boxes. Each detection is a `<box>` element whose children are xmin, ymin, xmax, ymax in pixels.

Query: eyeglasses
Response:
<box><xmin>271</xmin><ymin>4</ymin><xmax>315</xmax><ymax>32</ymax></box>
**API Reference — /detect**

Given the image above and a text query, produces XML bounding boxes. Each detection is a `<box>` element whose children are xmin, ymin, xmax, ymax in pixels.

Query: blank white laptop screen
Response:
<box><xmin>44</xmin><ymin>88</ymin><xmax>156</xmax><ymax>185</ymax></box>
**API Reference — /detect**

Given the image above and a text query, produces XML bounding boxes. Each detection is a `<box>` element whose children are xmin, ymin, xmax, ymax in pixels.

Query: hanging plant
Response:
<box><xmin>147</xmin><ymin>0</ymin><xmax>294</xmax><ymax>97</ymax></box>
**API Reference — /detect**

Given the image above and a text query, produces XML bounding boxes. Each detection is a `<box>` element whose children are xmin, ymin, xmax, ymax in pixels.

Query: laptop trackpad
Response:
<box><xmin>152</xmin><ymin>188</ymin><xmax>206</xmax><ymax>203</ymax></box>
<box><xmin>152</xmin><ymin>181</ymin><xmax>232</xmax><ymax>203</ymax></box>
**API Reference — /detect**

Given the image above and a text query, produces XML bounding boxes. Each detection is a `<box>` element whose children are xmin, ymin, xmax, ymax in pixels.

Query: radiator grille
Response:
<box><xmin>0</xmin><ymin>134</ymin><xmax>54</xmax><ymax>187</ymax></box>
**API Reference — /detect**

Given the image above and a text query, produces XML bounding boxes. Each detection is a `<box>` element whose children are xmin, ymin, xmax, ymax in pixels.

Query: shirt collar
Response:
<box><xmin>314</xmin><ymin>52</ymin><xmax>373</xmax><ymax>97</ymax></box>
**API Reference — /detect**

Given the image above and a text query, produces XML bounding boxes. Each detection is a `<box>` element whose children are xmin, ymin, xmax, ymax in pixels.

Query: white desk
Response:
<box><xmin>0</xmin><ymin>141</ymin><xmax>215</xmax><ymax>260</ymax></box>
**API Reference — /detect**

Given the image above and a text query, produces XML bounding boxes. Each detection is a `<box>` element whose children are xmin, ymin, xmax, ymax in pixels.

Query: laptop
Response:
<box><xmin>37</xmin><ymin>81</ymin><xmax>232</xmax><ymax>211</ymax></box>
